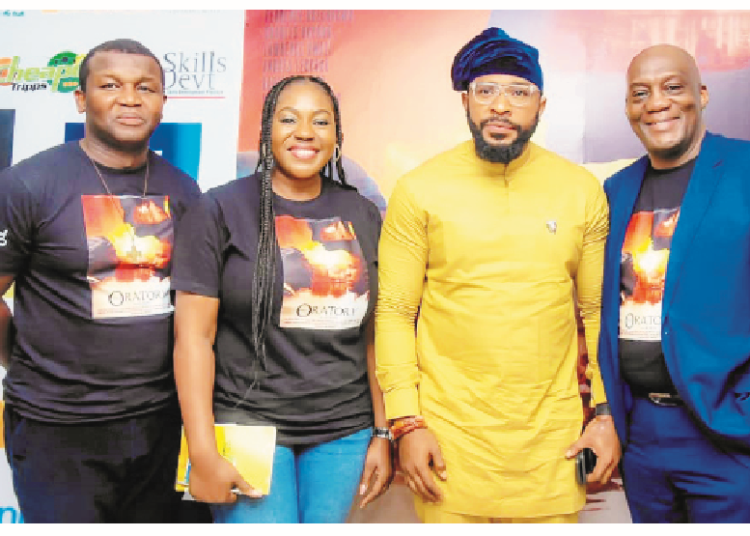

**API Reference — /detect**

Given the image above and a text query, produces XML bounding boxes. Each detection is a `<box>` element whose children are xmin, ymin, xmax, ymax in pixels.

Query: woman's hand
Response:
<box><xmin>188</xmin><ymin>451</ymin><xmax>262</xmax><ymax>504</ymax></box>
<box><xmin>358</xmin><ymin>436</ymin><xmax>393</xmax><ymax>508</ymax></box>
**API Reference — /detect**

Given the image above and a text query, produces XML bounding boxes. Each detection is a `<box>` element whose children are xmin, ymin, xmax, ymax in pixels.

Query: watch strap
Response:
<box><xmin>373</xmin><ymin>426</ymin><xmax>393</xmax><ymax>441</ymax></box>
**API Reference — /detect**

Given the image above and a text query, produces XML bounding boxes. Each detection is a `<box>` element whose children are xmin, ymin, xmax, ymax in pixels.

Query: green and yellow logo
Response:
<box><xmin>0</xmin><ymin>51</ymin><xmax>84</xmax><ymax>93</ymax></box>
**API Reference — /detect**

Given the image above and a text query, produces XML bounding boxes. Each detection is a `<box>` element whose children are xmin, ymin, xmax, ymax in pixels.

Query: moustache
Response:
<box><xmin>481</xmin><ymin>118</ymin><xmax>520</xmax><ymax>131</ymax></box>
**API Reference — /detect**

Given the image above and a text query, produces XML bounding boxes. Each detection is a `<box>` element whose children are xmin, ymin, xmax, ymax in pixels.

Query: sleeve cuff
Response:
<box><xmin>170</xmin><ymin>279</ymin><xmax>219</xmax><ymax>298</ymax></box>
<box><xmin>383</xmin><ymin>387</ymin><xmax>420</xmax><ymax>421</ymax></box>
<box><xmin>590</xmin><ymin>375</ymin><xmax>608</xmax><ymax>407</ymax></box>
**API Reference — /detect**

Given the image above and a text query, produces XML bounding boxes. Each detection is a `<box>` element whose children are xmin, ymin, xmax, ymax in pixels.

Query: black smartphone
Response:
<box><xmin>575</xmin><ymin>448</ymin><xmax>597</xmax><ymax>485</ymax></box>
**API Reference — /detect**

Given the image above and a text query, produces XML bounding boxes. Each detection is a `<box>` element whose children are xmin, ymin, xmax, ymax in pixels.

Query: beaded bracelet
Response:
<box><xmin>389</xmin><ymin>415</ymin><xmax>427</xmax><ymax>441</ymax></box>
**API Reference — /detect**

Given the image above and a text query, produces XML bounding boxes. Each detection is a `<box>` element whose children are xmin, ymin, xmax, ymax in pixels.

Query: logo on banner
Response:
<box><xmin>0</xmin><ymin>507</ymin><xmax>23</xmax><ymax>524</ymax></box>
<box><xmin>0</xmin><ymin>51</ymin><xmax>82</xmax><ymax>93</ymax></box>
<box><xmin>163</xmin><ymin>51</ymin><xmax>227</xmax><ymax>98</ymax></box>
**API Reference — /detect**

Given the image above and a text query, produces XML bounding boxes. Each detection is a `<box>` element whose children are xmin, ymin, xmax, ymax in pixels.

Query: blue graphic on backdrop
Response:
<box><xmin>0</xmin><ymin>109</ymin><xmax>15</xmax><ymax>171</ymax></box>
<box><xmin>65</xmin><ymin>122</ymin><xmax>202</xmax><ymax>180</ymax></box>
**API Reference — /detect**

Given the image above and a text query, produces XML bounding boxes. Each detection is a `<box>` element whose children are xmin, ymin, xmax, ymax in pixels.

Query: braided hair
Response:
<box><xmin>250</xmin><ymin>75</ymin><xmax>354</xmax><ymax>383</ymax></box>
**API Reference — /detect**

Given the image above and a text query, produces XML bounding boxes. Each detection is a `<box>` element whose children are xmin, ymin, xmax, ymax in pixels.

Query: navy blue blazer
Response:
<box><xmin>599</xmin><ymin>132</ymin><xmax>750</xmax><ymax>451</ymax></box>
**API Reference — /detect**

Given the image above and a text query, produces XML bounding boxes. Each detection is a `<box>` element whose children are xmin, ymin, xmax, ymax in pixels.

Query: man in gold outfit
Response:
<box><xmin>376</xmin><ymin>27</ymin><xmax>620</xmax><ymax>523</ymax></box>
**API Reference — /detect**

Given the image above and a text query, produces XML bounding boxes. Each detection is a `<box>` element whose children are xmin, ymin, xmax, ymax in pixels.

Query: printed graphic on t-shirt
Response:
<box><xmin>81</xmin><ymin>195</ymin><xmax>174</xmax><ymax>319</ymax></box>
<box><xmin>276</xmin><ymin>215</ymin><xmax>369</xmax><ymax>330</ymax></box>
<box><xmin>619</xmin><ymin>208</ymin><xmax>679</xmax><ymax>341</ymax></box>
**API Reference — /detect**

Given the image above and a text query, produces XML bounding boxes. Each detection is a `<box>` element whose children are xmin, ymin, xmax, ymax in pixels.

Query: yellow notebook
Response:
<box><xmin>175</xmin><ymin>424</ymin><xmax>276</xmax><ymax>495</ymax></box>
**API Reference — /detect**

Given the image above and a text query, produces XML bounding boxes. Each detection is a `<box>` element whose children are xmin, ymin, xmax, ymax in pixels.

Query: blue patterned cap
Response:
<box><xmin>451</xmin><ymin>27</ymin><xmax>543</xmax><ymax>91</ymax></box>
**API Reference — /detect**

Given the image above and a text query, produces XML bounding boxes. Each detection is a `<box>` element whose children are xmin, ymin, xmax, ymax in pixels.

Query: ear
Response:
<box><xmin>700</xmin><ymin>84</ymin><xmax>709</xmax><ymax>110</ymax></box>
<box><xmin>461</xmin><ymin>91</ymin><xmax>469</xmax><ymax>114</ymax></box>
<box><xmin>537</xmin><ymin>94</ymin><xmax>547</xmax><ymax>118</ymax></box>
<box><xmin>74</xmin><ymin>88</ymin><xmax>86</xmax><ymax>114</ymax></box>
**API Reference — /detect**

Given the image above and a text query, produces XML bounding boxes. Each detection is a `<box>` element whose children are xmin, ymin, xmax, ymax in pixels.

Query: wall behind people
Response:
<box><xmin>238</xmin><ymin>10</ymin><xmax>750</xmax><ymax>194</ymax></box>
<box><xmin>3</xmin><ymin>8</ymin><xmax>750</xmax><ymax>524</ymax></box>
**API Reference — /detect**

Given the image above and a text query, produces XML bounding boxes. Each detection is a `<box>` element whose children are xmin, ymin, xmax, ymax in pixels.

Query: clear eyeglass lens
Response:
<box><xmin>472</xmin><ymin>83</ymin><xmax>534</xmax><ymax>106</ymax></box>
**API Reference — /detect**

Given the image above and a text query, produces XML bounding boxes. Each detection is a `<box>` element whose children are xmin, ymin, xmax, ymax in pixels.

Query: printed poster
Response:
<box><xmin>619</xmin><ymin>209</ymin><xmax>679</xmax><ymax>341</ymax></box>
<box><xmin>81</xmin><ymin>195</ymin><xmax>174</xmax><ymax>319</ymax></box>
<box><xmin>276</xmin><ymin>215</ymin><xmax>369</xmax><ymax>330</ymax></box>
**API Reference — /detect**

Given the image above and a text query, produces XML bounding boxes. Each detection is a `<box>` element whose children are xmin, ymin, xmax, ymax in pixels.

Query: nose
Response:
<box><xmin>118</xmin><ymin>84</ymin><xmax>142</xmax><ymax>106</ymax></box>
<box><xmin>293</xmin><ymin>118</ymin><xmax>314</xmax><ymax>139</ymax></box>
<box><xmin>644</xmin><ymin>88</ymin><xmax>670</xmax><ymax>112</ymax></box>
<box><xmin>489</xmin><ymin>90</ymin><xmax>512</xmax><ymax>115</ymax></box>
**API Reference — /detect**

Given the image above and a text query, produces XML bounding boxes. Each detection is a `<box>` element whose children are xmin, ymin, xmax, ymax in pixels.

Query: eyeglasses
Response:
<box><xmin>468</xmin><ymin>82</ymin><xmax>539</xmax><ymax>107</ymax></box>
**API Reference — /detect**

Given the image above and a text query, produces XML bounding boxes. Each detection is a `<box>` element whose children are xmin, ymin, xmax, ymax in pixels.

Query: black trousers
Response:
<box><xmin>3</xmin><ymin>403</ymin><xmax>183</xmax><ymax>523</ymax></box>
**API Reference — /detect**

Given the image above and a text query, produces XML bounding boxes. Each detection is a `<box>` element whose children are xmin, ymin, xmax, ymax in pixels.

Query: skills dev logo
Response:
<box><xmin>0</xmin><ymin>51</ymin><xmax>83</xmax><ymax>93</ymax></box>
<box><xmin>163</xmin><ymin>51</ymin><xmax>227</xmax><ymax>97</ymax></box>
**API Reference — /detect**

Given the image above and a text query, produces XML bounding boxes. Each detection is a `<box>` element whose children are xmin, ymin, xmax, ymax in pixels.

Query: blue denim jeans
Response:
<box><xmin>211</xmin><ymin>427</ymin><xmax>371</xmax><ymax>523</ymax></box>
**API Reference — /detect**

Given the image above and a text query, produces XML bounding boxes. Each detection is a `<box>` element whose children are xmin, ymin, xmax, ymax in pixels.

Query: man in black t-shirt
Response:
<box><xmin>599</xmin><ymin>44</ymin><xmax>750</xmax><ymax>522</ymax></box>
<box><xmin>0</xmin><ymin>39</ymin><xmax>200</xmax><ymax>522</ymax></box>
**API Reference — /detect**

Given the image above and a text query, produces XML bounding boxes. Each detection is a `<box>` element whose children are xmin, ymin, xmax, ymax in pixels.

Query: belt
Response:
<box><xmin>634</xmin><ymin>391</ymin><xmax>684</xmax><ymax>407</ymax></box>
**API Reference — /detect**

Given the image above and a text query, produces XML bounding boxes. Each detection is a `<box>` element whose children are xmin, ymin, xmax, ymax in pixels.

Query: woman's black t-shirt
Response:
<box><xmin>172</xmin><ymin>173</ymin><xmax>382</xmax><ymax>446</ymax></box>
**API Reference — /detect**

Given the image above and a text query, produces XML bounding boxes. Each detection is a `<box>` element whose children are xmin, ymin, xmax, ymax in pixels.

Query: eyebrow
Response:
<box><xmin>276</xmin><ymin>107</ymin><xmax>332</xmax><ymax>114</ymax></box>
<box><xmin>96</xmin><ymin>72</ymin><xmax>160</xmax><ymax>82</ymax></box>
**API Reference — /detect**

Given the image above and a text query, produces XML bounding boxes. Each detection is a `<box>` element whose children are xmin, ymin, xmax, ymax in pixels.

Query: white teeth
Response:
<box><xmin>292</xmin><ymin>149</ymin><xmax>316</xmax><ymax>158</ymax></box>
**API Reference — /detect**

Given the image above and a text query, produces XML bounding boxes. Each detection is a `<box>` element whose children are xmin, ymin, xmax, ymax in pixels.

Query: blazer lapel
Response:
<box><xmin>609</xmin><ymin>158</ymin><xmax>649</xmax><ymax>254</ymax></box>
<box><xmin>662</xmin><ymin>133</ymin><xmax>724</xmax><ymax>313</ymax></box>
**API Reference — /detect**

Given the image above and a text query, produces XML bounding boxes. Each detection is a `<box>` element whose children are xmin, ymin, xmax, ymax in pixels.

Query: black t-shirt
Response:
<box><xmin>0</xmin><ymin>141</ymin><xmax>201</xmax><ymax>422</ymax></box>
<box><xmin>619</xmin><ymin>158</ymin><xmax>695</xmax><ymax>393</ymax></box>
<box><xmin>171</xmin><ymin>174</ymin><xmax>382</xmax><ymax>446</ymax></box>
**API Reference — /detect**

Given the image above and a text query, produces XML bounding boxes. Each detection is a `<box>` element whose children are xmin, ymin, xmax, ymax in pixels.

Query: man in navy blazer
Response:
<box><xmin>599</xmin><ymin>44</ymin><xmax>750</xmax><ymax>523</ymax></box>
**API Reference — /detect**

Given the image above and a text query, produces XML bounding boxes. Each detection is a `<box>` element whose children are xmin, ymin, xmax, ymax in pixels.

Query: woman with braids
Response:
<box><xmin>171</xmin><ymin>75</ymin><xmax>391</xmax><ymax>523</ymax></box>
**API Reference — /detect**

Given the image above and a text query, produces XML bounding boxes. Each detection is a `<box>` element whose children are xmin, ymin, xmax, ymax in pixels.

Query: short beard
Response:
<box><xmin>468</xmin><ymin>112</ymin><xmax>539</xmax><ymax>164</ymax></box>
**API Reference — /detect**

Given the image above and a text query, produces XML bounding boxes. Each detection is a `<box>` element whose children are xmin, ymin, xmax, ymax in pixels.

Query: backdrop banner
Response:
<box><xmin>0</xmin><ymin>8</ymin><xmax>245</xmax><ymax>524</ymax></box>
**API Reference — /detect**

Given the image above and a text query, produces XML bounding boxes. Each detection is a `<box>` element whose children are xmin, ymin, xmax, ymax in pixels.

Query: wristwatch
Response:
<box><xmin>373</xmin><ymin>426</ymin><xmax>393</xmax><ymax>441</ymax></box>
<box><xmin>594</xmin><ymin>402</ymin><xmax>612</xmax><ymax>417</ymax></box>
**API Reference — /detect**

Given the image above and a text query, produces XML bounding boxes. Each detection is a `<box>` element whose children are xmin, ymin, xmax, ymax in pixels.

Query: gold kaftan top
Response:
<box><xmin>375</xmin><ymin>140</ymin><xmax>609</xmax><ymax>518</ymax></box>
